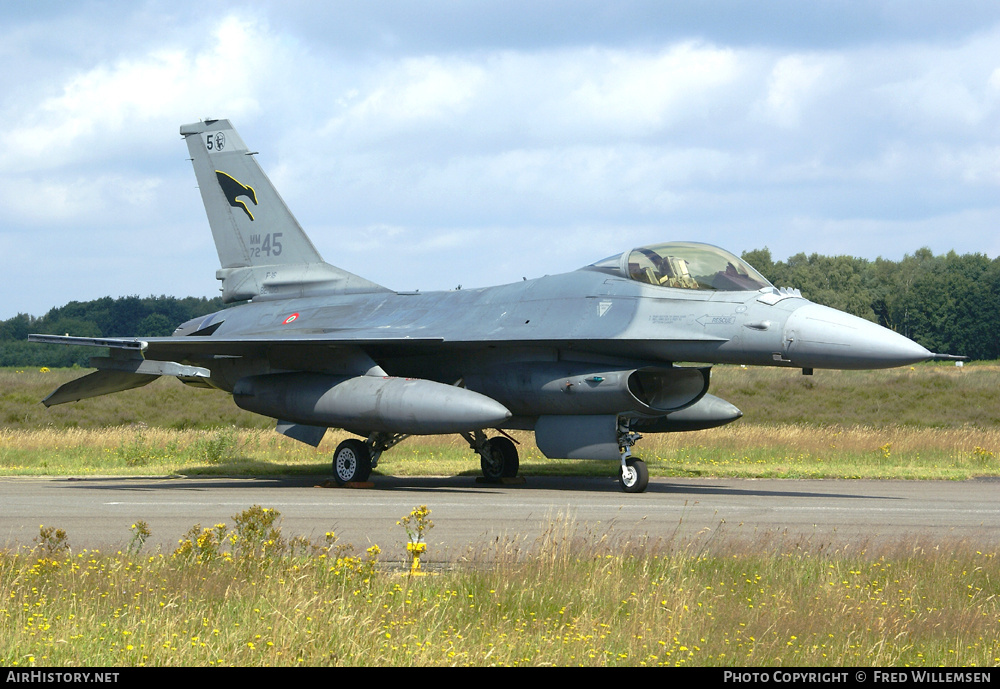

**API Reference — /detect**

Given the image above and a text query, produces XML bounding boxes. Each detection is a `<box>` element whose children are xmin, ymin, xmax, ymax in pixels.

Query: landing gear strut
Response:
<box><xmin>464</xmin><ymin>430</ymin><xmax>520</xmax><ymax>481</ymax></box>
<box><xmin>617</xmin><ymin>421</ymin><xmax>648</xmax><ymax>493</ymax></box>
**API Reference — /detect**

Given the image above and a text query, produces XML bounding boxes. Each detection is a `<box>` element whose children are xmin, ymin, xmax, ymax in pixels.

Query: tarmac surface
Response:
<box><xmin>3</xmin><ymin>475</ymin><xmax>999</xmax><ymax>560</ymax></box>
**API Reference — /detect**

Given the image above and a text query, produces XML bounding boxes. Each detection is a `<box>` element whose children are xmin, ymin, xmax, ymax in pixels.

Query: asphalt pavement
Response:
<box><xmin>3</xmin><ymin>475</ymin><xmax>999</xmax><ymax>560</ymax></box>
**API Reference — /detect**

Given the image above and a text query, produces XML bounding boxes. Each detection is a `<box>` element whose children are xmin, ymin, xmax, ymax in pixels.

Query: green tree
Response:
<box><xmin>136</xmin><ymin>313</ymin><xmax>175</xmax><ymax>337</ymax></box>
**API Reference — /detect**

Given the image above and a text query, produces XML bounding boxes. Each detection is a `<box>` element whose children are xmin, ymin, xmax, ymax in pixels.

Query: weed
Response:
<box><xmin>972</xmin><ymin>446</ymin><xmax>995</xmax><ymax>466</ymax></box>
<box><xmin>398</xmin><ymin>505</ymin><xmax>434</xmax><ymax>544</ymax></box>
<box><xmin>115</xmin><ymin>428</ymin><xmax>155</xmax><ymax>466</ymax></box>
<box><xmin>126</xmin><ymin>520</ymin><xmax>151</xmax><ymax>555</ymax></box>
<box><xmin>231</xmin><ymin>504</ymin><xmax>285</xmax><ymax>564</ymax></box>
<box><xmin>173</xmin><ymin>522</ymin><xmax>229</xmax><ymax>564</ymax></box>
<box><xmin>194</xmin><ymin>425</ymin><xmax>244</xmax><ymax>464</ymax></box>
<box><xmin>32</xmin><ymin>525</ymin><xmax>69</xmax><ymax>558</ymax></box>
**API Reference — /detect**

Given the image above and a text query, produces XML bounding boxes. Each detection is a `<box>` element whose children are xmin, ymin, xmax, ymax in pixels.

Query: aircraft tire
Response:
<box><xmin>619</xmin><ymin>458</ymin><xmax>648</xmax><ymax>493</ymax></box>
<box><xmin>480</xmin><ymin>436</ymin><xmax>519</xmax><ymax>480</ymax></box>
<box><xmin>333</xmin><ymin>439</ymin><xmax>372</xmax><ymax>485</ymax></box>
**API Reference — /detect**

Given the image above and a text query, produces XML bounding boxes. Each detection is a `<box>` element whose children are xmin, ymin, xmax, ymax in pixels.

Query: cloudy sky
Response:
<box><xmin>3</xmin><ymin>1</ymin><xmax>1000</xmax><ymax>320</ymax></box>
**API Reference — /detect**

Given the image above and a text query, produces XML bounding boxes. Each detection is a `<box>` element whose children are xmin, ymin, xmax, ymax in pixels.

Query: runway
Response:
<box><xmin>2</xmin><ymin>475</ymin><xmax>998</xmax><ymax>559</ymax></box>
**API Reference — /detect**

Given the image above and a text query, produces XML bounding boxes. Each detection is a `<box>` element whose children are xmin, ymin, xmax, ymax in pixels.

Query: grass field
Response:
<box><xmin>2</xmin><ymin>363</ymin><xmax>999</xmax><ymax>667</ymax></box>
<box><xmin>2</xmin><ymin>506</ymin><xmax>998</xmax><ymax>667</ymax></box>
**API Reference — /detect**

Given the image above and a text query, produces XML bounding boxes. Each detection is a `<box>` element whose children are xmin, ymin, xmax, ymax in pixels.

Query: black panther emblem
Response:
<box><xmin>215</xmin><ymin>170</ymin><xmax>258</xmax><ymax>221</ymax></box>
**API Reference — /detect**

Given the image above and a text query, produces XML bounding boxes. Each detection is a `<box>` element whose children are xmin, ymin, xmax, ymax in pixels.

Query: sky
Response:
<box><xmin>3</xmin><ymin>0</ymin><xmax>1000</xmax><ymax>319</ymax></box>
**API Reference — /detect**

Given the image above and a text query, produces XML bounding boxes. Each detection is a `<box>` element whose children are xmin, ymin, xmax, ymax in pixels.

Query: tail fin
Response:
<box><xmin>180</xmin><ymin>119</ymin><xmax>387</xmax><ymax>303</ymax></box>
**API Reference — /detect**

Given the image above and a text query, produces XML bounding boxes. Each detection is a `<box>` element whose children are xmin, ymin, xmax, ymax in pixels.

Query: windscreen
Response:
<box><xmin>608</xmin><ymin>242</ymin><xmax>772</xmax><ymax>291</ymax></box>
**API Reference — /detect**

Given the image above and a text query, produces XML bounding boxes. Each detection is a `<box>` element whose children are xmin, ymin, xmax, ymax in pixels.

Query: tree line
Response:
<box><xmin>2</xmin><ymin>246</ymin><xmax>998</xmax><ymax>366</ymax></box>
<box><xmin>0</xmin><ymin>295</ymin><xmax>227</xmax><ymax>367</ymax></box>
<box><xmin>741</xmin><ymin>247</ymin><xmax>1000</xmax><ymax>361</ymax></box>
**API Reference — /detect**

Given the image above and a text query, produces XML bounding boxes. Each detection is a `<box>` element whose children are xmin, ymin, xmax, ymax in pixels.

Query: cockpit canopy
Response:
<box><xmin>590</xmin><ymin>241</ymin><xmax>773</xmax><ymax>292</ymax></box>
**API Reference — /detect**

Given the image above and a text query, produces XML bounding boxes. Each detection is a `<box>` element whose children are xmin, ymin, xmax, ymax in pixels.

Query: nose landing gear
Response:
<box><xmin>619</xmin><ymin>457</ymin><xmax>649</xmax><ymax>493</ymax></box>
<box><xmin>618</xmin><ymin>422</ymin><xmax>648</xmax><ymax>493</ymax></box>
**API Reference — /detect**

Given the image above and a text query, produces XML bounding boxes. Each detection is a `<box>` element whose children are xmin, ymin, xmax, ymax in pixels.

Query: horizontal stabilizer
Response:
<box><xmin>32</xmin><ymin>334</ymin><xmax>212</xmax><ymax>406</ymax></box>
<box><xmin>42</xmin><ymin>370</ymin><xmax>159</xmax><ymax>406</ymax></box>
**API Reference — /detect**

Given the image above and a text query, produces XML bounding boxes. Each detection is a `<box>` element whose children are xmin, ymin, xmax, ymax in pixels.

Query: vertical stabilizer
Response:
<box><xmin>180</xmin><ymin>120</ymin><xmax>387</xmax><ymax>302</ymax></box>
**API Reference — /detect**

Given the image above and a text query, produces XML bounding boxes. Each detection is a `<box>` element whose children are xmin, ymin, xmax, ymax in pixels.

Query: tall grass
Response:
<box><xmin>0</xmin><ymin>369</ymin><xmax>268</xmax><ymax>431</ymax></box>
<box><xmin>637</xmin><ymin>423</ymin><xmax>1000</xmax><ymax>479</ymax></box>
<box><xmin>2</xmin><ymin>423</ymin><xmax>998</xmax><ymax>479</ymax></box>
<box><xmin>2</xmin><ymin>508</ymin><xmax>997</xmax><ymax>667</ymax></box>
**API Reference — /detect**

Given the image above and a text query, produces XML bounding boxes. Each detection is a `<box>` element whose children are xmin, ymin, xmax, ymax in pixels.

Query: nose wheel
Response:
<box><xmin>619</xmin><ymin>457</ymin><xmax>648</xmax><ymax>493</ymax></box>
<box><xmin>618</xmin><ymin>421</ymin><xmax>648</xmax><ymax>493</ymax></box>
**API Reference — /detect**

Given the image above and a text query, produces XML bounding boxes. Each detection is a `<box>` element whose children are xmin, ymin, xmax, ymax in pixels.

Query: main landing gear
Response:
<box><xmin>332</xmin><ymin>432</ymin><xmax>409</xmax><ymax>485</ymax></box>
<box><xmin>332</xmin><ymin>439</ymin><xmax>371</xmax><ymax>484</ymax></box>
<box><xmin>464</xmin><ymin>430</ymin><xmax>520</xmax><ymax>481</ymax></box>
<box><xmin>333</xmin><ymin>430</ymin><xmax>521</xmax><ymax>485</ymax></box>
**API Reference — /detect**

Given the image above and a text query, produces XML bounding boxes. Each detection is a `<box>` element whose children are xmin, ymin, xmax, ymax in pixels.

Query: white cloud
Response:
<box><xmin>0</xmin><ymin>16</ymin><xmax>275</xmax><ymax>172</ymax></box>
<box><xmin>0</xmin><ymin>173</ymin><xmax>165</xmax><ymax>224</ymax></box>
<box><xmin>756</xmin><ymin>53</ymin><xmax>839</xmax><ymax>128</ymax></box>
<box><xmin>783</xmin><ymin>208</ymin><xmax>1000</xmax><ymax>260</ymax></box>
<box><xmin>345</xmin><ymin>57</ymin><xmax>486</xmax><ymax>127</ymax></box>
<box><xmin>567</xmin><ymin>42</ymin><xmax>746</xmax><ymax>134</ymax></box>
<box><xmin>310</xmin><ymin>42</ymin><xmax>752</xmax><ymax>154</ymax></box>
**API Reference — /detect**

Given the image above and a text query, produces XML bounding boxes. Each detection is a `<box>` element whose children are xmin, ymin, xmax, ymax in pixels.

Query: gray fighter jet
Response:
<box><xmin>31</xmin><ymin>120</ymin><xmax>956</xmax><ymax>492</ymax></box>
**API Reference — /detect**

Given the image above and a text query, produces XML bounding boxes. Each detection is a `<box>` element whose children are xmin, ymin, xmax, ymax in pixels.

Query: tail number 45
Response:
<box><xmin>249</xmin><ymin>232</ymin><xmax>283</xmax><ymax>257</ymax></box>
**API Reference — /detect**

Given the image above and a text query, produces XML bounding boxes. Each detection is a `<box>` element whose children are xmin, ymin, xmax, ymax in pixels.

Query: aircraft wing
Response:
<box><xmin>28</xmin><ymin>332</ymin><xmax>447</xmax><ymax>358</ymax></box>
<box><xmin>29</xmin><ymin>328</ymin><xmax>726</xmax><ymax>408</ymax></box>
<box><xmin>28</xmin><ymin>333</ymin><xmax>446</xmax><ymax>407</ymax></box>
<box><xmin>29</xmin><ymin>330</ymin><xmax>725</xmax><ymax>360</ymax></box>
<box><xmin>28</xmin><ymin>334</ymin><xmax>148</xmax><ymax>351</ymax></box>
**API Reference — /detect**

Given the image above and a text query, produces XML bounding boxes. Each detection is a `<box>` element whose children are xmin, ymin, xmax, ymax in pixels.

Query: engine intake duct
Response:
<box><xmin>465</xmin><ymin>362</ymin><xmax>710</xmax><ymax>417</ymax></box>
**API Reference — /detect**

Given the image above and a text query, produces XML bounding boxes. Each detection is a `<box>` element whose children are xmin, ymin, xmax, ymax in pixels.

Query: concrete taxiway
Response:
<box><xmin>2</xmin><ymin>475</ymin><xmax>998</xmax><ymax>559</ymax></box>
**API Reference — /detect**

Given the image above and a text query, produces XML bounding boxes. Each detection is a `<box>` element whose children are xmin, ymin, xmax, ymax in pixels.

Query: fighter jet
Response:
<box><xmin>30</xmin><ymin>120</ymin><xmax>956</xmax><ymax>493</ymax></box>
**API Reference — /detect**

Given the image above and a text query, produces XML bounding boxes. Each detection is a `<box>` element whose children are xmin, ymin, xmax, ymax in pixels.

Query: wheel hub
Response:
<box><xmin>335</xmin><ymin>451</ymin><xmax>357</xmax><ymax>480</ymax></box>
<box><xmin>621</xmin><ymin>465</ymin><xmax>637</xmax><ymax>486</ymax></box>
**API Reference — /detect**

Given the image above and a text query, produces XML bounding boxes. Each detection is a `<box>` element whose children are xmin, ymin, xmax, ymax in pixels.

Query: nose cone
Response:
<box><xmin>783</xmin><ymin>303</ymin><xmax>932</xmax><ymax>369</ymax></box>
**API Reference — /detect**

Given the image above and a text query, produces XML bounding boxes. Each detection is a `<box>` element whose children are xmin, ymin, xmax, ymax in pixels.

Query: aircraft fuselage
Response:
<box><xmin>174</xmin><ymin>265</ymin><xmax>931</xmax><ymax>397</ymax></box>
